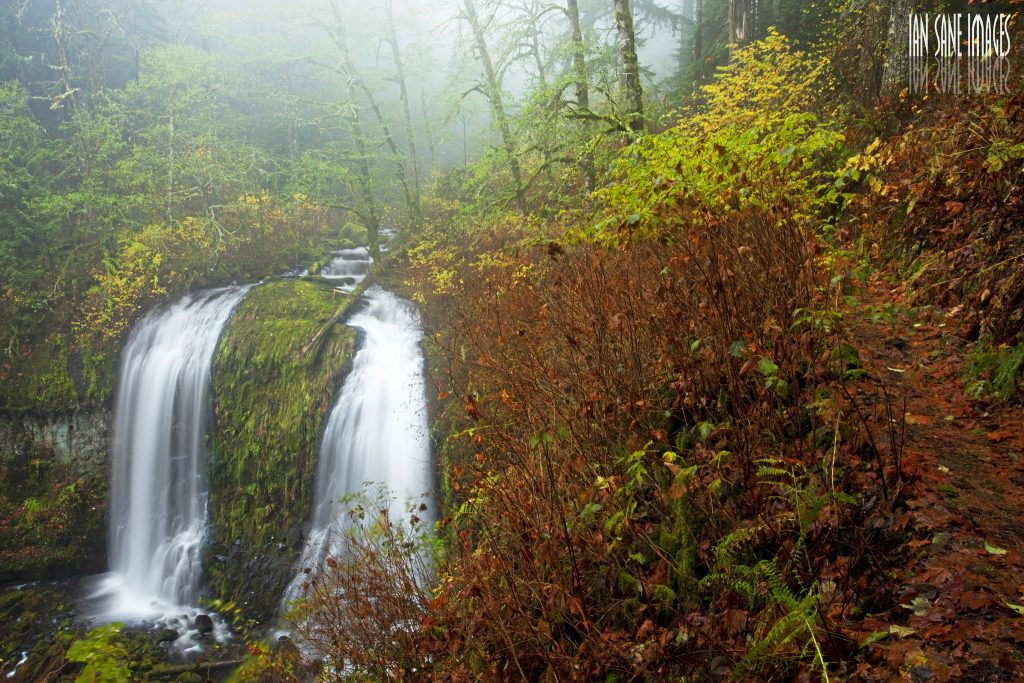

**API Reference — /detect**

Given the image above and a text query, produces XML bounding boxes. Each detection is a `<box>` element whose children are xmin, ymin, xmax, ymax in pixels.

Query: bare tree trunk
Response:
<box><xmin>880</xmin><ymin>0</ymin><xmax>911</xmax><ymax>99</ymax></box>
<box><xmin>758</xmin><ymin>0</ymin><xmax>775</xmax><ymax>36</ymax></box>
<box><xmin>285</xmin><ymin>67</ymin><xmax>299</xmax><ymax>164</ymax></box>
<box><xmin>383</xmin><ymin>0</ymin><xmax>422</xmax><ymax>231</ymax></box>
<box><xmin>693</xmin><ymin>0</ymin><xmax>703</xmax><ymax>64</ymax></box>
<box><xmin>517</xmin><ymin>0</ymin><xmax>550</xmax><ymax>89</ymax></box>
<box><xmin>567</xmin><ymin>0</ymin><xmax>595</xmax><ymax>191</ymax></box>
<box><xmin>348</xmin><ymin>103</ymin><xmax>381</xmax><ymax>257</ymax></box>
<box><xmin>50</xmin><ymin>2</ymin><xmax>78</xmax><ymax>115</ymax></box>
<box><xmin>612</xmin><ymin>0</ymin><xmax>644</xmax><ymax>134</ymax></box>
<box><xmin>420</xmin><ymin>90</ymin><xmax>438</xmax><ymax>170</ymax></box>
<box><xmin>530</xmin><ymin>35</ymin><xmax>548</xmax><ymax>90</ymax></box>
<box><xmin>854</xmin><ymin>0</ymin><xmax>889</xmax><ymax>103</ymax></box>
<box><xmin>167</xmin><ymin>111</ymin><xmax>175</xmax><ymax>222</ymax></box>
<box><xmin>463</xmin><ymin>0</ymin><xmax>527</xmax><ymax>213</ymax></box>
<box><xmin>729</xmin><ymin>0</ymin><xmax>750</xmax><ymax>54</ymax></box>
<box><xmin>676</xmin><ymin>0</ymin><xmax>693</xmax><ymax>82</ymax></box>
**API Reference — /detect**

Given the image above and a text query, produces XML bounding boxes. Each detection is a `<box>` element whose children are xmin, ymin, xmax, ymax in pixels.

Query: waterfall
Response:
<box><xmin>283</xmin><ymin>285</ymin><xmax>432</xmax><ymax>605</ymax></box>
<box><xmin>100</xmin><ymin>286</ymin><xmax>249</xmax><ymax>620</ymax></box>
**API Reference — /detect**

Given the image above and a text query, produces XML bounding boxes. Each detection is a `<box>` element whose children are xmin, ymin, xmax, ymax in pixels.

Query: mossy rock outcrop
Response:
<box><xmin>206</xmin><ymin>279</ymin><xmax>358</xmax><ymax>622</ymax></box>
<box><xmin>0</xmin><ymin>412</ymin><xmax>109</xmax><ymax>582</ymax></box>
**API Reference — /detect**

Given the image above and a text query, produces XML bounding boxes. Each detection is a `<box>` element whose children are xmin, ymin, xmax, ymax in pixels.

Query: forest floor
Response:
<box><xmin>845</xmin><ymin>273</ymin><xmax>1024</xmax><ymax>682</ymax></box>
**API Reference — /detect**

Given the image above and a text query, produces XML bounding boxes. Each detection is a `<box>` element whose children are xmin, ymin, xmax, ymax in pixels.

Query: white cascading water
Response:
<box><xmin>319</xmin><ymin>246</ymin><xmax>372</xmax><ymax>293</ymax></box>
<box><xmin>97</xmin><ymin>286</ymin><xmax>249</xmax><ymax>635</ymax></box>
<box><xmin>283</xmin><ymin>286</ymin><xmax>432</xmax><ymax>605</ymax></box>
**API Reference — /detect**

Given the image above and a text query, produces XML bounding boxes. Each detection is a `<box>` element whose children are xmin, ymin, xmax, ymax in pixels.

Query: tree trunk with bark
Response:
<box><xmin>880</xmin><ymin>0</ymin><xmax>912</xmax><ymax>99</ymax></box>
<box><xmin>853</xmin><ymin>0</ymin><xmax>890</xmax><ymax>103</ymax></box>
<box><xmin>567</xmin><ymin>0</ymin><xmax>595</xmax><ymax>190</ymax></box>
<box><xmin>383</xmin><ymin>0</ymin><xmax>422</xmax><ymax>230</ymax></box>
<box><xmin>326</xmin><ymin>0</ymin><xmax>416</xmax><ymax>237</ymax></box>
<box><xmin>729</xmin><ymin>0</ymin><xmax>751</xmax><ymax>53</ymax></box>
<box><xmin>612</xmin><ymin>0</ymin><xmax>644</xmax><ymax>134</ymax></box>
<box><xmin>348</xmin><ymin>104</ymin><xmax>381</xmax><ymax>257</ymax></box>
<box><xmin>693</xmin><ymin>0</ymin><xmax>703</xmax><ymax>64</ymax></box>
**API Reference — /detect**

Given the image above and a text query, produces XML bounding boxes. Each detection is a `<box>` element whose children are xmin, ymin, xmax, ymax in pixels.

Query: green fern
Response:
<box><xmin>709</xmin><ymin>526</ymin><xmax>758</xmax><ymax>567</ymax></box>
<box><xmin>787</xmin><ymin>533</ymin><xmax>809</xmax><ymax>588</ymax></box>
<box><xmin>756</xmin><ymin>455</ymin><xmax>797</xmax><ymax>487</ymax></box>
<box><xmin>698</xmin><ymin>455</ymin><xmax>839</xmax><ymax>680</ymax></box>
<box><xmin>966</xmin><ymin>340</ymin><xmax>1024</xmax><ymax>402</ymax></box>
<box><xmin>734</xmin><ymin>560</ymin><xmax>830</xmax><ymax>682</ymax></box>
<box><xmin>700</xmin><ymin>538</ymin><xmax>830</xmax><ymax>681</ymax></box>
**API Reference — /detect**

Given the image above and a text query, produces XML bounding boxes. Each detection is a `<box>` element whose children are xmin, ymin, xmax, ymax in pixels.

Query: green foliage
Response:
<box><xmin>289</xmin><ymin>149</ymin><xmax>356</xmax><ymax>209</ymax></box>
<box><xmin>0</xmin><ymin>80</ymin><xmax>47</xmax><ymax>356</ymax></box>
<box><xmin>76</xmin><ymin>236</ymin><xmax>170</xmax><ymax>346</ymax></box>
<box><xmin>206</xmin><ymin>279</ymin><xmax>358</xmax><ymax>621</ymax></box>
<box><xmin>0</xmin><ymin>37</ymin><xmax>337</xmax><ymax>411</ymax></box>
<box><xmin>337</xmin><ymin>221</ymin><xmax>368</xmax><ymax>248</ymax></box>
<box><xmin>965</xmin><ymin>340</ymin><xmax>1024</xmax><ymax>402</ymax></box>
<box><xmin>701</xmin><ymin>516</ymin><xmax>831</xmax><ymax>680</ymax></box>
<box><xmin>699</xmin><ymin>29</ymin><xmax>835</xmax><ymax>134</ymax></box>
<box><xmin>592</xmin><ymin>31</ymin><xmax>844</xmax><ymax>243</ymax></box>
<box><xmin>732</xmin><ymin>561</ymin><xmax>828</xmax><ymax>681</ymax></box>
<box><xmin>0</xmin><ymin>332</ymin><xmax>79</xmax><ymax>410</ymax></box>
<box><xmin>0</xmin><ymin>81</ymin><xmax>41</xmax><ymax>228</ymax></box>
<box><xmin>66</xmin><ymin>623</ymin><xmax>131</xmax><ymax>683</ymax></box>
<box><xmin>984</xmin><ymin>139</ymin><xmax>1024</xmax><ymax>174</ymax></box>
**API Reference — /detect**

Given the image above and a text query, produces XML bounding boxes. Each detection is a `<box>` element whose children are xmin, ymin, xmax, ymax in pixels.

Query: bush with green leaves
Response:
<box><xmin>591</xmin><ymin>30</ymin><xmax>844</xmax><ymax>243</ymax></box>
<box><xmin>66</xmin><ymin>623</ymin><xmax>131</xmax><ymax>683</ymax></box>
<box><xmin>966</xmin><ymin>340</ymin><xmax>1024</xmax><ymax>403</ymax></box>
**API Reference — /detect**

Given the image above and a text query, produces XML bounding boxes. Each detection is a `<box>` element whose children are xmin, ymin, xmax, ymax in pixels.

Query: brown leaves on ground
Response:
<box><xmin>848</xmin><ymin>86</ymin><xmax>1024</xmax><ymax>345</ymax></box>
<box><xmin>841</xmin><ymin>276</ymin><xmax>1024</xmax><ymax>681</ymax></box>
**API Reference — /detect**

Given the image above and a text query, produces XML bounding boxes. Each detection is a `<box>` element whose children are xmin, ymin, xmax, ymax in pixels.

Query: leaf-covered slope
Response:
<box><xmin>206</xmin><ymin>279</ymin><xmax>357</xmax><ymax>622</ymax></box>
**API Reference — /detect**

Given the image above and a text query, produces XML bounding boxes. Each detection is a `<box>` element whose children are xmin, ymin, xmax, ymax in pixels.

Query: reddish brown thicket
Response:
<box><xmin>849</xmin><ymin>88</ymin><xmax>1024</xmax><ymax>344</ymax></box>
<box><xmin>287</xmin><ymin>501</ymin><xmax>436</xmax><ymax>682</ymax></box>
<box><xmin>290</xmin><ymin>201</ymin><xmax>906</xmax><ymax>680</ymax></box>
<box><xmin>391</xmin><ymin>204</ymin><xmax>898</xmax><ymax>680</ymax></box>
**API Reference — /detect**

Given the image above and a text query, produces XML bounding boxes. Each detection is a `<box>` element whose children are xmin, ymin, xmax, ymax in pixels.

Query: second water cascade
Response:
<box><xmin>283</xmin><ymin>285</ymin><xmax>433</xmax><ymax>606</ymax></box>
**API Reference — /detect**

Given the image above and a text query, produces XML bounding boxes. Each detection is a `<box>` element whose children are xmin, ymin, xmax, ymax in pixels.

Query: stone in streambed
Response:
<box><xmin>157</xmin><ymin>628</ymin><xmax>178</xmax><ymax>643</ymax></box>
<box><xmin>193</xmin><ymin>614</ymin><xmax>213</xmax><ymax>635</ymax></box>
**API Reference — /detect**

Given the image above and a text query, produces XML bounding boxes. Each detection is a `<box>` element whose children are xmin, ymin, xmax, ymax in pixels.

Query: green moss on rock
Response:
<box><xmin>0</xmin><ymin>457</ymin><xmax>107</xmax><ymax>582</ymax></box>
<box><xmin>206</xmin><ymin>279</ymin><xmax>357</xmax><ymax>622</ymax></box>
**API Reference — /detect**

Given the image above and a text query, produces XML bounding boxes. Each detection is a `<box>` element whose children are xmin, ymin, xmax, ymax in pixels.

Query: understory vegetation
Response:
<box><xmin>325</xmin><ymin>36</ymin><xmax>894</xmax><ymax>681</ymax></box>
<box><xmin>265</xmin><ymin>22</ymin><xmax>1024</xmax><ymax>683</ymax></box>
<box><xmin>0</xmin><ymin>458</ymin><xmax>105</xmax><ymax>581</ymax></box>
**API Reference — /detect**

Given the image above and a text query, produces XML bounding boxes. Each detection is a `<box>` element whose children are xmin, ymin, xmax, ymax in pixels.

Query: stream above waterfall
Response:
<box><xmin>319</xmin><ymin>246</ymin><xmax>372</xmax><ymax>292</ymax></box>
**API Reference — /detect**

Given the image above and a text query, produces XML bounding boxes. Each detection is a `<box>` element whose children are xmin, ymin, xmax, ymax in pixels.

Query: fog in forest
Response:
<box><xmin>4</xmin><ymin>0</ymin><xmax>1021</xmax><ymax>679</ymax></box>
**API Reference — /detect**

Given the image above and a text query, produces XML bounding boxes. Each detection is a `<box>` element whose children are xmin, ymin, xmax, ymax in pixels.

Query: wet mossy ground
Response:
<box><xmin>0</xmin><ymin>583</ymin><xmax>71</xmax><ymax>679</ymax></box>
<box><xmin>0</xmin><ymin>582</ymin><xmax>247</xmax><ymax>681</ymax></box>
<box><xmin>206</xmin><ymin>279</ymin><xmax>358</xmax><ymax>622</ymax></box>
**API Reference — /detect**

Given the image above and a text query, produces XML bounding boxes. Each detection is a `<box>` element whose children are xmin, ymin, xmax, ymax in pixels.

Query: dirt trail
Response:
<box><xmin>847</xmin><ymin>278</ymin><xmax>1024</xmax><ymax>681</ymax></box>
